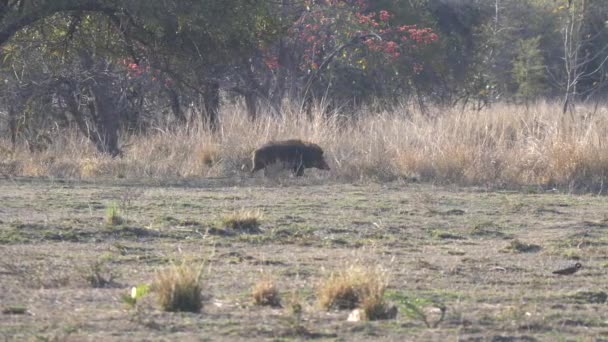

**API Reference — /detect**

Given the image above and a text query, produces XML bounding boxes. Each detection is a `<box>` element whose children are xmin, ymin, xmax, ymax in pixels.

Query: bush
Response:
<box><xmin>155</xmin><ymin>262</ymin><xmax>203</xmax><ymax>313</ymax></box>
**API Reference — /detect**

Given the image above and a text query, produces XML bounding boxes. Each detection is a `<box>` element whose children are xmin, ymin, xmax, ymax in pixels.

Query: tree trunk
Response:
<box><xmin>562</xmin><ymin>0</ymin><xmax>588</xmax><ymax>115</ymax></box>
<box><xmin>73</xmin><ymin>51</ymin><xmax>122</xmax><ymax>156</ymax></box>
<box><xmin>202</xmin><ymin>81</ymin><xmax>220</xmax><ymax>131</ymax></box>
<box><xmin>269</xmin><ymin>38</ymin><xmax>290</xmax><ymax>116</ymax></box>
<box><xmin>90</xmin><ymin>83</ymin><xmax>121</xmax><ymax>157</ymax></box>
<box><xmin>165</xmin><ymin>85</ymin><xmax>186</xmax><ymax>123</ymax></box>
<box><xmin>8</xmin><ymin>106</ymin><xmax>17</xmax><ymax>147</ymax></box>
<box><xmin>244</xmin><ymin>91</ymin><xmax>257</xmax><ymax>121</ymax></box>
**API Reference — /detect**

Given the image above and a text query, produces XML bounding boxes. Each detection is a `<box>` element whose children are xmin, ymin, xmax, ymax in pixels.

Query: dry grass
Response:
<box><xmin>1</xmin><ymin>101</ymin><xmax>607</xmax><ymax>190</ymax></box>
<box><xmin>317</xmin><ymin>266</ymin><xmax>388</xmax><ymax>312</ymax></box>
<box><xmin>286</xmin><ymin>291</ymin><xmax>304</xmax><ymax>316</ymax></box>
<box><xmin>251</xmin><ymin>276</ymin><xmax>281</xmax><ymax>307</ymax></box>
<box><xmin>154</xmin><ymin>262</ymin><xmax>203</xmax><ymax>313</ymax></box>
<box><xmin>222</xmin><ymin>209</ymin><xmax>263</xmax><ymax>233</ymax></box>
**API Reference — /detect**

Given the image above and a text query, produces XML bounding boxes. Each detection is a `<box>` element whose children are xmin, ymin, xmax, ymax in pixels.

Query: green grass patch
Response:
<box><xmin>503</xmin><ymin>239</ymin><xmax>542</xmax><ymax>253</ymax></box>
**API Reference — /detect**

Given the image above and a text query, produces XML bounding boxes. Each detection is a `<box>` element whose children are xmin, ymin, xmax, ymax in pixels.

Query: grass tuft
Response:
<box><xmin>154</xmin><ymin>262</ymin><xmax>203</xmax><ymax>313</ymax></box>
<box><xmin>317</xmin><ymin>266</ymin><xmax>388</xmax><ymax>312</ymax></box>
<box><xmin>286</xmin><ymin>291</ymin><xmax>304</xmax><ymax>317</ymax></box>
<box><xmin>2</xmin><ymin>306</ymin><xmax>27</xmax><ymax>315</ymax></box>
<box><xmin>106</xmin><ymin>202</ymin><xmax>124</xmax><ymax>226</ymax></box>
<box><xmin>360</xmin><ymin>294</ymin><xmax>398</xmax><ymax>321</ymax></box>
<box><xmin>252</xmin><ymin>277</ymin><xmax>281</xmax><ymax>307</ymax></box>
<box><xmin>222</xmin><ymin>209</ymin><xmax>263</xmax><ymax>233</ymax></box>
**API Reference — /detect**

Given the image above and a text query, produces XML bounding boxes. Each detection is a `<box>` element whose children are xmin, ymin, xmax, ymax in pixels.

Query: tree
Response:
<box><xmin>512</xmin><ymin>36</ymin><xmax>547</xmax><ymax>103</ymax></box>
<box><xmin>1</xmin><ymin>0</ymin><xmax>283</xmax><ymax>153</ymax></box>
<box><xmin>555</xmin><ymin>0</ymin><xmax>608</xmax><ymax>113</ymax></box>
<box><xmin>267</xmin><ymin>1</ymin><xmax>437</xmax><ymax>112</ymax></box>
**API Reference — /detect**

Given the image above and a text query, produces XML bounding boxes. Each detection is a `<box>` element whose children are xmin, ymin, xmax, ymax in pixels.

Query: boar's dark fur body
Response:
<box><xmin>251</xmin><ymin>140</ymin><xmax>330</xmax><ymax>176</ymax></box>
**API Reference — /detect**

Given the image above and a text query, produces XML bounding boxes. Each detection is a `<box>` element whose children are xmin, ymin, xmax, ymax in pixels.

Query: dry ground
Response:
<box><xmin>1</xmin><ymin>175</ymin><xmax>608</xmax><ymax>341</ymax></box>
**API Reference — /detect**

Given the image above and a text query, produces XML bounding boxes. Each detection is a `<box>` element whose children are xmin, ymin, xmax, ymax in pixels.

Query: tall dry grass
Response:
<box><xmin>1</xmin><ymin>101</ymin><xmax>607</xmax><ymax>191</ymax></box>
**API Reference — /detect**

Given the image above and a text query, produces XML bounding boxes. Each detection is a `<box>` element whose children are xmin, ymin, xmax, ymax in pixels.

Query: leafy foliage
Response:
<box><xmin>513</xmin><ymin>36</ymin><xmax>547</xmax><ymax>102</ymax></box>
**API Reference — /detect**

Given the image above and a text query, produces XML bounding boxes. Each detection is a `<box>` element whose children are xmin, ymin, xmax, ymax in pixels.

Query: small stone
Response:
<box><xmin>347</xmin><ymin>308</ymin><xmax>366</xmax><ymax>322</ymax></box>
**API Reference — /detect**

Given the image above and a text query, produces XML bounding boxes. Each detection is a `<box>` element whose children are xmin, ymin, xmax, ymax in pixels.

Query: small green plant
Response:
<box><xmin>121</xmin><ymin>284</ymin><xmax>151</xmax><ymax>308</ymax></box>
<box><xmin>431</xmin><ymin>229</ymin><xmax>465</xmax><ymax>240</ymax></box>
<box><xmin>562</xmin><ymin>248</ymin><xmax>581</xmax><ymax>260</ymax></box>
<box><xmin>470</xmin><ymin>221</ymin><xmax>511</xmax><ymax>239</ymax></box>
<box><xmin>389</xmin><ymin>292</ymin><xmax>446</xmax><ymax>328</ymax></box>
<box><xmin>155</xmin><ymin>262</ymin><xmax>203</xmax><ymax>313</ymax></box>
<box><xmin>106</xmin><ymin>202</ymin><xmax>124</xmax><ymax>226</ymax></box>
<box><xmin>2</xmin><ymin>306</ymin><xmax>27</xmax><ymax>315</ymax></box>
<box><xmin>504</xmin><ymin>239</ymin><xmax>541</xmax><ymax>253</ymax></box>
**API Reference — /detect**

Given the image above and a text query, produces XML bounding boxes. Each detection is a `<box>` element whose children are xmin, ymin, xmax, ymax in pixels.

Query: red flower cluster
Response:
<box><xmin>124</xmin><ymin>60</ymin><xmax>148</xmax><ymax>78</ymax></box>
<box><xmin>121</xmin><ymin>59</ymin><xmax>172</xmax><ymax>86</ymax></box>
<box><xmin>379</xmin><ymin>10</ymin><xmax>392</xmax><ymax>22</ymax></box>
<box><xmin>289</xmin><ymin>1</ymin><xmax>438</xmax><ymax>71</ymax></box>
<box><xmin>263</xmin><ymin>54</ymin><xmax>279</xmax><ymax>70</ymax></box>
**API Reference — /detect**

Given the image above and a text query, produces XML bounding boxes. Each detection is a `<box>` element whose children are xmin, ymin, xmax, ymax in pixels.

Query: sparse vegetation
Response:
<box><xmin>504</xmin><ymin>239</ymin><xmax>542</xmax><ymax>253</ymax></box>
<box><xmin>431</xmin><ymin>230</ymin><xmax>465</xmax><ymax>240</ymax></box>
<box><xmin>2</xmin><ymin>176</ymin><xmax>608</xmax><ymax>339</ymax></box>
<box><xmin>81</xmin><ymin>260</ymin><xmax>117</xmax><ymax>288</ymax></box>
<box><xmin>570</xmin><ymin>291</ymin><xmax>608</xmax><ymax>304</ymax></box>
<box><xmin>154</xmin><ymin>262</ymin><xmax>204</xmax><ymax>313</ymax></box>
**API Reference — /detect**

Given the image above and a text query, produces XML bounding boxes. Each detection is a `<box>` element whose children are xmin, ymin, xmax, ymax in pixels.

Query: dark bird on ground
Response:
<box><xmin>552</xmin><ymin>263</ymin><xmax>582</xmax><ymax>275</ymax></box>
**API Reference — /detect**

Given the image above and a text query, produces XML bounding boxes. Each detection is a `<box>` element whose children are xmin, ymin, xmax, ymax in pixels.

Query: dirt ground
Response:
<box><xmin>1</xmin><ymin>176</ymin><xmax>607</xmax><ymax>341</ymax></box>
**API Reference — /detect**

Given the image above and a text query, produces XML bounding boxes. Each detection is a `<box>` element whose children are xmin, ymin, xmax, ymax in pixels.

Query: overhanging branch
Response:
<box><xmin>0</xmin><ymin>1</ymin><xmax>124</xmax><ymax>46</ymax></box>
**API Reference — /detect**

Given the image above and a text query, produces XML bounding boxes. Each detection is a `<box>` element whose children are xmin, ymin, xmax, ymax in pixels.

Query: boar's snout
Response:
<box><xmin>318</xmin><ymin>158</ymin><xmax>330</xmax><ymax>170</ymax></box>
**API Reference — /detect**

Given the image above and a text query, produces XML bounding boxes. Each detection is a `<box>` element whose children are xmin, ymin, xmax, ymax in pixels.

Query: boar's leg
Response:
<box><xmin>293</xmin><ymin>158</ymin><xmax>305</xmax><ymax>176</ymax></box>
<box><xmin>251</xmin><ymin>160</ymin><xmax>264</xmax><ymax>174</ymax></box>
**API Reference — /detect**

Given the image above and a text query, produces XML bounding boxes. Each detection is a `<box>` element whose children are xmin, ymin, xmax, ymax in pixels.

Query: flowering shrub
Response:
<box><xmin>288</xmin><ymin>0</ymin><xmax>437</xmax><ymax>72</ymax></box>
<box><xmin>256</xmin><ymin>0</ymin><xmax>438</xmax><ymax>104</ymax></box>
